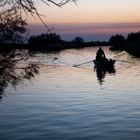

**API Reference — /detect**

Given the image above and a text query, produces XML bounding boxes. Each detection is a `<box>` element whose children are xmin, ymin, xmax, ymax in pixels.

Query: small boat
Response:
<box><xmin>93</xmin><ymin>59</ymin><xmax>116</xmax><ymax>70</ymax></box>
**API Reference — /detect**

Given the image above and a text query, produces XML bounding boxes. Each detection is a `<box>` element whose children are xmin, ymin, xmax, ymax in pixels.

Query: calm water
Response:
<box><xmin>0</xmin><ymin>47</ymin><xmax>140</xmax><ymax>140</ymax></box>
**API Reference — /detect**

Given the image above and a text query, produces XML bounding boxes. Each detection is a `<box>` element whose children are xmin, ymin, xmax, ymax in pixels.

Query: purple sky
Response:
<box><xmin>28</xmin><ymin>23</ymin><xmax>140</xmax><ymax>41</ymax></box>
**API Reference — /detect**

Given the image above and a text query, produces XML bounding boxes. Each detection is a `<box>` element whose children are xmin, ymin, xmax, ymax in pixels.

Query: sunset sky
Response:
<box><xmin>28</xmin><ymin>0</ymin><xmax>140</xmax><ymax>41</ymax></box>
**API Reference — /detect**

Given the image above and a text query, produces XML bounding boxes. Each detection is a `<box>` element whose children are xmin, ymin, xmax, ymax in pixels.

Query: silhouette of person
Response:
<box><xmin>96</xmin><ymin>47</ymin><xmax>107</xmax><ymax>62</ymax></box>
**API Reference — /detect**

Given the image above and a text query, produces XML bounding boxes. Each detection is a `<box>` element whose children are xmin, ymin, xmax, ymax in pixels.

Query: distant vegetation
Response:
<box><xmin>27</xmin><ymin>33</ymin><xmax>108</xmax><ymax>52</ymax></box>
<box><xmin>29</xmin><ymin>33</ymin><xmax>62</xmax><ymax>45</ymax></box>
<box><xmin>109</xmin><ymin>31</ymin><xmax>140</xmax><ymax>57</ymax></box>
<box><xmin>0</xmin><ymin>0</ymin><xmax>140</xmax><ymax>57</ymax></box>
<box><xmin>72</xmin><ymin>37</ymin><xmax>84</xmax><ymax>43</ymax></box>
<box><xmin>0</xmin><ymin>8</ymin><xmax>140</xmax><ymax>57</ymax></box>
<box><xmin>1</xmin><ymin>25</ymin><xmax>140</xmax><ymax>57</ymax></box>
<box><xmin>109</xmin><ymin>34</ymin><xmax>125</xmax><ymax>50</ymax></box>
<box><xmin>0</xmin><ymin>8</ymin><xmax>27</xmax><ymax>44</ymax></box>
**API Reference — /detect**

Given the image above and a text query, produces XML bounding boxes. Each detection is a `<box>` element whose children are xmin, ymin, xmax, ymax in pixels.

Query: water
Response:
<box><xmin>0</xmin><ymin>47</ymin><xmax>140</xmax><ymax>140</ymax></box>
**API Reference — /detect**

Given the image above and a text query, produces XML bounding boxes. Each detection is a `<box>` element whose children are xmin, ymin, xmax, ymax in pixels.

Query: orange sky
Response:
<box><xmin>27</xmin><ymin>0</ymin><xmax>140</xmax><ymax>41</ymax></box>
<box><xmin>28</xmin><ymin>0</ymin><xmax>140</xmax><ymax>24</ymax></box>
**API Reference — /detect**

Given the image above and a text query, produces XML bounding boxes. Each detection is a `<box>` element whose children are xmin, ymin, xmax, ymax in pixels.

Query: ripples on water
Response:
<box><xmin>0</xmin><ymin>47</ymin><xmax>140</xmax><ymax>140</ymax></box>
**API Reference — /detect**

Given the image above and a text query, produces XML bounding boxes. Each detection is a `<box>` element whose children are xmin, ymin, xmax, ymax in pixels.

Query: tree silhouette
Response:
<box><xmin>125</xmin><ymin>31</ymin><xmax>140</xmax><ymax>57</ymax></box>
<box><xmin>72</xmin><ymin>37</ymin><xmax>84</xmax><ymax>43</ymax></box>
<box><xmin>0</xmin><ymin>0</ymin><xmax>77</xmax><ymax>30</ymax></box>
<box><xmin>0</xmin><ymin>8</ymin><xmax>27</xmax><ymax>44</ymax></box>
<box><xmin>109</xmin><ymin>34</ymin><xmax>125</xmax><ymax>50</ymax></box>
<box><xmin>28</xmin><ymin>33</ymin><xmax>62</xmax><ymax>45</ymax></box>
<box><xmin>0</xmin><ymin>0</ymin><xmax>77</xmax><ymax>11</ymax></box>
<box><xmin>126</xmin><ymin>31</ymin><xmax>140</xmax><ymax>42</ymax></box>
<box><xmin>109</xmin><ymin>31</ymin><xmax>140</xmax><ymax>57</ymax></box>
<box><xmin>0</xmin><ymin>49</ymin><xmax>39</xmax><ymax>101</ymax></box>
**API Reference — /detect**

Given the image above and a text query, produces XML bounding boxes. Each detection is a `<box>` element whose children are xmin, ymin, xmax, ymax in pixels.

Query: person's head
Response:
<box><xmin>99</xmin><ymin>47</ymin><xmax>102</xmax><ymax>50</ymax></box>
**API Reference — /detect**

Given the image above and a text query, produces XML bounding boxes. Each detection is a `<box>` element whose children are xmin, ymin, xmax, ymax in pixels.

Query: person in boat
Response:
<box><xmin>96</xmin><ymin>47</ymin><xmax>107</xmax><ymax>62</ymax></box>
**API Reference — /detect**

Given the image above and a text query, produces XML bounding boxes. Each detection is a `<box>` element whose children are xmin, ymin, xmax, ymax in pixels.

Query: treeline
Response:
<box><xmin>0</xmin><ymin>32</ymin><xmax>108</xmax><ymax>52</ymax></box>
<box><xmin>0</xmin><ymin>8</ymin><xmax>140</xmax><ymax>56</ymax></box>
<box><xmin>109</xmin><ymin>31</ymin><xmax>140</xmax><ymax>57</ymax></box>
<box><xmin>27</xmin><ymin>33</ymin><xmax>109</xmax><ymax>51</ymax></box>
<box><xmin>0</xmin><ymin>2</ymin><xmax>140</xmax><ymax>57</ymax></box>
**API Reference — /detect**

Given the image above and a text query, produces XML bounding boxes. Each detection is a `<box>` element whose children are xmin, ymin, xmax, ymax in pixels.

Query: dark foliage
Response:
<box><xmin>0</xmin><ymin>8</ymin><xmax>27</xmax><ymax>44</ymax></box>
<box><xmin>126</xmin><ymin>31</ymin><xmax>140</xmax><ymax>42</ymax></box>
<box><xmin>28</xmin><ymin>33</ymin><xmax>62</xmax><ymax>45</ymax></box>
<box><xmin>72</xmin><ymin>37</ymin><xmax>84</xmax><ymax>43</ymax></box>
<box><xmin>0</xmin><ymin>49</ymin><xmax>39</xmax><ymax>101</ymax></box>
<box><xmin>109</xmin><ymin>34</ymin><xmax>125</xmax><ymax>50</ymax></box>
<box><xmin>125</xmin><ymin>32</ymin><xmax>140</xmax><ymax>57</ymax></box>
<box><xmin>109</xmin><ymin>31</ymin><xmax>140</xmax><ymax>57</ymax></box>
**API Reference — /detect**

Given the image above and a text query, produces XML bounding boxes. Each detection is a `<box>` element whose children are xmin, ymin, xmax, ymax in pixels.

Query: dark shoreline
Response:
<box><xmin>0</xmin><ymin>41</ymin><xmax>140</xmax><ymax>58</ymax></box>
<box><xmin>0</xmin><ymin>41</ymin><xmax>110</xmax><ymax>52</ymax></box>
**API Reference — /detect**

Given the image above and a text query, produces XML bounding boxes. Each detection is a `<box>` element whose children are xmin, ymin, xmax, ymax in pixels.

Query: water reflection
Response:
<box><xmin>0</xmin><ymin>47</ymin><xmax>140</xmax><ymax>140</ymax></box>
<box><xmin>0</xmin><ymin>49</ymin><xmax>40</xmax><ymax>101</ymax></box>
<box><xmin>95</xmin><ymin>67</ymin><xmax>116</xmax><ymax>85</ymax></box>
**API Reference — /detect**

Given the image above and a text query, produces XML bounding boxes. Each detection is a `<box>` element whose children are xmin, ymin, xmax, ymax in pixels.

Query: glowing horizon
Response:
<box><xmin>26</xmin><ymin>0</ymin><xmax>140</xmax><ymax>41</ymax></box>
<box><xmin>27</xmin><ymin>0</ymin><xmax>140</xmax><ymax>24</ymax></box>
<box><xmin>28</xmin><ymin>22</ymin><xmax>140</xmax><ymax>41</ymax></box>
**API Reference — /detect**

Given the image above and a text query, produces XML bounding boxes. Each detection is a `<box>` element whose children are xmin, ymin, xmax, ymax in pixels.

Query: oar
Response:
<box><xmin>73</xmin><ymin>60</ymin><xmax>93</xmax><ymax>67</ymax></box>
<box><xmin>112</xmin><ymin>51</ymin><xmax>126</xmax><ymax>58</ymax></box>
<box><xmin>115</xmin><ymin>59</ymin><xmax>132</xmax><ymax>63</ymax></box>
<box><xmin>110</xmin><ymin>51</ymin><xmax>131</xmax><ymax>63</ymax></box>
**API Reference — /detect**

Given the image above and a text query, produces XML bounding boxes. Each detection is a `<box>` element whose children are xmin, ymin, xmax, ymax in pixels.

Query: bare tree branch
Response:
<box><xmin>0</xmin><ymin>0</ymin><xmax>77</xmax><ymax>32</ymax></box>
<box><xmin>0</xmin><ymin>0</ymin><xmax>77</xmax><ymax>14</ymax></box>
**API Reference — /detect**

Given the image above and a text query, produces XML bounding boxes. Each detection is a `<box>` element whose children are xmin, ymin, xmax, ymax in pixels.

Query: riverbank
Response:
<box><xmin>0</xmin><ymin>41</ymin><xmax>109</xmax><ymax>52</ymax></box>
<box><xmin>109</xmin><ymin>31</ymin><xmax>140</xmax><ymax>57</ymax></box>
<box><xmin>0</xmin><ymin>37</ymin><xmax>140</xmax><ymax>57</ymax></box>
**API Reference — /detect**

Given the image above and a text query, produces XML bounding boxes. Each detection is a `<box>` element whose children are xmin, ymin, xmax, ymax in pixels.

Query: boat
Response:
<box><xmin>93</xmin><ymin>59</ymin><xmax>116</xmax><ymax>70</ymax></box>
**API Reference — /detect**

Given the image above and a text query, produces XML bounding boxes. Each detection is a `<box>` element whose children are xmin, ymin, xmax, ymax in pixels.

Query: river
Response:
<box><xmin>0</xmin><ymin>47</ymin><xmax>140</xmax><ymax>140</ymax></box>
